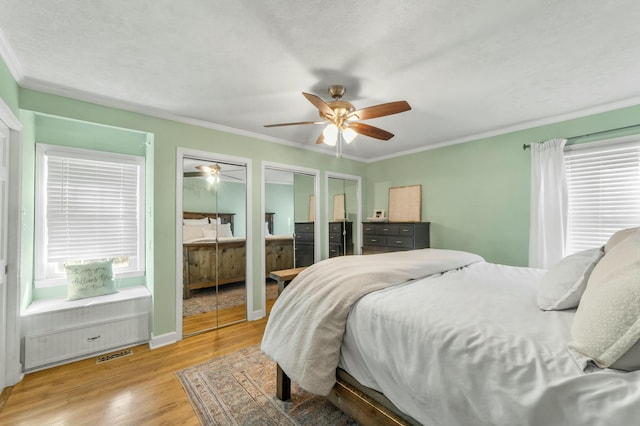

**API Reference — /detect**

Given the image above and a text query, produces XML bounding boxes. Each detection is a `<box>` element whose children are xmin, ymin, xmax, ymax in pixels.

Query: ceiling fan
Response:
<box><xmin>184</xmin><ymin>163</ymin><xmax>245</xmax><ymax>182</ymax></box>
<box><xmin>264</xmin><ymin>85</ymin><xmax>411</xmax><ymax>154</ymax></box>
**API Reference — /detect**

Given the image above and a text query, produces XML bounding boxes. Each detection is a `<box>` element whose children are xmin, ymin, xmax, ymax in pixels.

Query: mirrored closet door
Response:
<box><xmin>182</xmin><ymin>156</ymin><xmax>247</xmax><ymax>336</ymax></box>
<box><xmin>264</xmin><ymin>164</ymin><xmax>318</xmax><ymax>314</ymax></box>
<box><xmin>327</xmin><ymin>173</ymin><xmax>361</xmax><ymax>258</ymax></box>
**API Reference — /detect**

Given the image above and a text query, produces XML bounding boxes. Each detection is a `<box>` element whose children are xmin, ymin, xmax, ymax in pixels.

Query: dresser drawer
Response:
<box><xmin>295</xmin><ymin>232</ymin><xmax>313</xmax><ymax>242</ymax></box>
<box><xmin>294</xmin><ymin>223</ymin><xmax>314</xmax><ymax>233</ymax></box>
<box><xmin>328</xmin><ymin>232</ymin><xmax>343</xmax><ymax>242</ymax></box>
<box><xmin>397</xmin><ymin>225</ymin><xmax>415</xmax><ymax>236</ymax></box>
<box><xmin>385</xmin><ymin>236</ymin><xmax>415</xmax><ymax>249</ymax></box>
<box><xmin>24</xmin><ymin>313</ymin><xmax>149</xmax><ymax>370</ymax></box>
<box><xmin>329</xmin><ymin>223</ymin><xmax>344</xmax><ymax>233</ymax></box>
<box><xmin>376</xmin><ymin>224</ymin><xmax>400</xmax><ymax>235</ymax></box>
<box><xmin>363</xmin><ymin>235</ymin><xmax>386</xmax><ymax>246</ymax></box>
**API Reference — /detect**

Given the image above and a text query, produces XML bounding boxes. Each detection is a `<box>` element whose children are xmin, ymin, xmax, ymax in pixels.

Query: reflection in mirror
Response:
<box><xmin>264</xmin><ymin>168</ymin><xmax>295</xmax><ymax>313</ymax></box>
<box><xmin>293</xmin><ymin>173</ymin><xmax>315</xmax><ymax>267</ymax></box>
<box><xmin>182</xmin><ymin>157</ymin><xmax>247</xmax><ymax>336</ymax></box>
<box><xmin>328</xmin><ymin>176</ymin><xmax>359</xmax><ymax>257</ymax></box>
<box><xmin>264</xmin><ymin>167</ymin><xmax>316</xmax><ymax>314</ymax></box>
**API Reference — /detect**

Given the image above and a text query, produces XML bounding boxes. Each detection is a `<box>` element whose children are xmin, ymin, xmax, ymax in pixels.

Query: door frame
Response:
<box><xmin>261</xmin><ymin>161</ymin><xmax>319</xmax><ymax>318</ymax></box>
<box><xmin>175</xmin><ymin>148</ymin><xmax>253</xmax><ymax>340</ymax></box>
<box><xmin>0</xmin><ymin>98</ymin><xmax>23</xmax><ymax>390</ymax></box>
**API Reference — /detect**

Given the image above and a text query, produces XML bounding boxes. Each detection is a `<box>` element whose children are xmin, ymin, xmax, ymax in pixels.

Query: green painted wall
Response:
<box><xmin>183</xmin><ymin>178</ymin><xmax>247</xmax><ymax>237</ymax></box>
<box><xmin>0</xmin><ymin>56</ymin><xmax>19</xmax><ymax>116</ymax></box>
<box><xmin>265</xmin><ymin>183</ymin><xmax>294</xmax><ymax>235</ymax></box>
<box><xmin>293</xmin><ymin>173</ymin><xmax>315</xmax><ymax>222</ymax></box>
<box><xmin>18</xmin><ymin>88</ymin><xmax>367</xmax><ymax>338</ymax></box>
<box><xmin>366</xmin><ymin>104</ymin><xmax>640</xmax><ymax>266</ymax></box>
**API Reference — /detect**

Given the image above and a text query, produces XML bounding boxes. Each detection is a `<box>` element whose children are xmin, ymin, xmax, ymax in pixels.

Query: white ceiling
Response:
<box><xmin>2</xmin><ymin>1</ymin><xmax>640</xmax><ymax>161</ymax></box>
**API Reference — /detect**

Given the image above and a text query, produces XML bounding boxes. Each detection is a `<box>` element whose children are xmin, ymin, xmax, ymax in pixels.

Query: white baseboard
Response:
<box><xmin>150</xmin><ymin>331</ymin><xmax>178</xmax><ymax>349</ymax></box>
<box><xmin>249</xmin><ymin>309</ymin><xmax>266</xmax><ymax>321</ymax></box>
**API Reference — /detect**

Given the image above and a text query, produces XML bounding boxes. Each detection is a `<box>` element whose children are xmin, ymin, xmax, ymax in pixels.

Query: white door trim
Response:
<box><xmin>0</xmin><ymin>98</ymin><xmax>24</xmax><ymax>390</ymax></box>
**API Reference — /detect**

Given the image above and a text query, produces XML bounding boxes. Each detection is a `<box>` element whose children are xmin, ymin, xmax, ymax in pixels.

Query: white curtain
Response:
<box><xmin>529</xmin><ymin>138</ymin><xmax>568</xmax><ymax>269</ymax></box>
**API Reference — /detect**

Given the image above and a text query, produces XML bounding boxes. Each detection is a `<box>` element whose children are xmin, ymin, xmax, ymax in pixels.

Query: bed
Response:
<box><xmin>182</xmin><ymin>212</ymin><xmax>294</xmax><ymax>299</ymax></box>
<box><xmin>261</xmin><ymin>229</ymin><xmax>640</xmax><ymax>425</ymax></box>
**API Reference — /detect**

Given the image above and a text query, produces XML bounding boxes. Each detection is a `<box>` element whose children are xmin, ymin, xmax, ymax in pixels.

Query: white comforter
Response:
<box><xmin>261</xmin><ymin>249</ymin><xmax>484</xmax><ymax>395</ymax></box>
<box><xmin>340</xmin><ymin>261</ymin><xmax>640</xmax><ymax>426</ymax></box>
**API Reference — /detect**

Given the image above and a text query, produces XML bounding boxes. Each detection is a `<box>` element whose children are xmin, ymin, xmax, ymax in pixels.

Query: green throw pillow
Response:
<box><xmin>65</xmin><ymin>260</ymin><xmax>117</xmax><ymax>301</ymax></box>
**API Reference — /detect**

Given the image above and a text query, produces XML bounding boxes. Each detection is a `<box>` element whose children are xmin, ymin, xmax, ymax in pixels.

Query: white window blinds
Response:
<box><xmin>565</xmin><ymin>138</ymin><xmax>640</xmax><ymax>254</ymax></box>
<box><xmin>35</xmin><ymin>144</ymin><xmax>145</xmax><ymax>286</ymax></box>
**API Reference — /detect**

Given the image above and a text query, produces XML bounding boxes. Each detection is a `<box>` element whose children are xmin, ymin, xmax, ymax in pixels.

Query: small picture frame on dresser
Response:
<box><xmin>374</xmin><ymin>209</ymin><xmax>385</xmax><ymax>219</ymax></box>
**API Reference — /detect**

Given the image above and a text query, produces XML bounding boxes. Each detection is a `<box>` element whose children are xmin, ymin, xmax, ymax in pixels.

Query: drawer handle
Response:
<box><xmin>402</xmin><ymin>229</ymin><xmax>409</xmax><ymax>232</ymax></box>
<box><xmin>87</xmin><ymin>335</ymin><xmax>101</xmax><ymax>341</ymax></box>
<box><xmin>383</xmin><ymin>228</ymin><xmax>389</xmax><ymax>231</ymax></box>
<box><xmin>395</xmin><ymin>240</ymin><xmax>403</xmax><ymax>244</ymax></box>
<box><xmin>365</xmin><ymin>227</ymin><xmax>372</xmax><ymax>231</ymax></box>
<box><xmin>370</xmin><ymin>239</ymin><xmax>378</xmax><ymax>242</ymax></box>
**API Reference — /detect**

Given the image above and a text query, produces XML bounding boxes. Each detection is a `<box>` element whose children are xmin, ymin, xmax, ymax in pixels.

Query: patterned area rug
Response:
<box><xmin>176</xmin><ymin>346</ymin><xmax>356</xmax><ymax>425</ymax></box>
<box><xmin>183</xmin><ymin>282</ymin><xmax>278</xmax><ymax>317</ymax></box>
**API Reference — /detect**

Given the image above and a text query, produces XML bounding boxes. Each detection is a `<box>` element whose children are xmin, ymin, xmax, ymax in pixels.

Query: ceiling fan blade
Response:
<box><xmin>347</xmin><ymin>122</ymin><xmax>395</xmax><ymax>140</ymax></box>
<box><xmin>184</xmin><ymin>172</ymin><xmax>208</xmax><ymax>177</ymax></box>
<box><xmin>302</xmin><ymin>92</ymin><xmax>334</xmax><ymax>118</ymax></box>
<box><xmin>315</xmin><ymin>133</ymin><xmax>325</xmax><ymax>144</ymax></box>
<box><xmin>350</xmin><ymin>101</ymin><xmax>411</xmax><ymax>120</ymax></box>
<box><xmin>264</xmin><ymin>121</ymin><xmax>324</xmax><ymax>128</ymax></box>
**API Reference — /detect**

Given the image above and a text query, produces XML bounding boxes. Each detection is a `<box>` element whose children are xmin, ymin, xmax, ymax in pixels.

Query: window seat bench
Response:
<box><xmin>21</xmin><ymin>286</ymin><xmax>151</xmax><ymax>372</ymax></box>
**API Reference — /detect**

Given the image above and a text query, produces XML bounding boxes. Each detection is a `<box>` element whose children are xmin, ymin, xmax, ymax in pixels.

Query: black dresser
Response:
<box><xmin>362</xmin><ymin>222</ymin><xmax>430</xmax><ymax>254</ymax></box>
<box><xmin>328</xmin><ymin>222</ymin><xmax>353</xmax><ymax>258</ymax></box>
<box><xmin>294</xmin><ymin>222</ymin><xmax>314</xmax><ymax>267</ymax></box>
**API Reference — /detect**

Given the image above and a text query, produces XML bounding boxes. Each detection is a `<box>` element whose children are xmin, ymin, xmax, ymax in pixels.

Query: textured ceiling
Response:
<box><xmin>2</xmin><ymin>1</ymin><xmax>640</xmax><ymax>161</ymax></box>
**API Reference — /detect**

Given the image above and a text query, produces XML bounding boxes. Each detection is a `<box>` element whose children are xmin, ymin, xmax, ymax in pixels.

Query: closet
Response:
<box><xmin>181</xmin><ymin>155</ymin><xmax>248</xmax><ymax>336</ymax></box>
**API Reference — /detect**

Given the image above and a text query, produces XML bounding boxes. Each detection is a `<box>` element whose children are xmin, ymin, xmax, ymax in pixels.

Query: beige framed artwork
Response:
<box><xmin>388</xmin><ymin>184</ymin><xmax>421</xmax><ymax>222</ymax></box>
<box><xmin>309</xmin><ymin>195</ymin><xmax>315</xmax><ymax>222</ymax></box>
<box><xmin>333</xmin><ymin>193</ymin><xmax>345</xmax><ymax>221</ymax></box>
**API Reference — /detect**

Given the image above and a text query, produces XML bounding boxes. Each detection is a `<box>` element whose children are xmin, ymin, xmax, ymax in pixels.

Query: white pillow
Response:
<box><xmin>536</xmin><ymin>247</ymin><xmax>604</xmax><ymax>311</ymax></box>
<box><xmin>605</xmin><ymin>226</ymin><xmax>640</xmax><ymax>252</ymax></box>
<box><xmin>571</xmin><ymin>231</ymin><xmax>640</xmax><ymax>370</ymax></box>
<box><xmin>265</xmin><ymin>221</ymin><xmax>271</xmax><ymax>236</ymax></box>
<box><xmin>202</xmin><ymin>228</ymin><xmax>217</xmax><ymax>239</ymax></box>
<box><xmin>183</xmin><ymin>217</ymin><xmax>209</xmax><ymax>225</ymax></box>
<box><xmin>217</xmin><ymin>223</ymin><xmax>233</xmax><ymax>238</ymax></box>
<box><xmin>183</xmin><ymin>224</ymin><xmax>212</xmax><ymax>241</ymax></box>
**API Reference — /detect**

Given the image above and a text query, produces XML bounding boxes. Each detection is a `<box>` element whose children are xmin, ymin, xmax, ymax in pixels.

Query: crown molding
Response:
<box><xmin>19</xmin><ymin>77</ymin><xmax>366</xmax><ymax>162</ymax></box>
<box><xmin>365</xmin><ymin>95</ymin><xmax>640</xmax><ymax>163</ymax></box>
<box><xmin>0</xmin><ymin>27</ymin><xmax>24</xmax><ymax>83</ymax></box>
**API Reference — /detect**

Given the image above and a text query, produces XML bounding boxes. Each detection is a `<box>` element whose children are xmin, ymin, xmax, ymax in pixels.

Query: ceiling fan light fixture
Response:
<box><xmin>343</xmin><ymin>127</ymin><xmax>357</xmax><ymax>144</ymax></box>
<box><xmin>196</xmin><ymin>164</ymin><xmax>221</xmax><ymax>175</ymax></box>
<box><xmin>323</xmin><ymin>124</ymin><xmax>338</xmax><ymax>146</ymax></box>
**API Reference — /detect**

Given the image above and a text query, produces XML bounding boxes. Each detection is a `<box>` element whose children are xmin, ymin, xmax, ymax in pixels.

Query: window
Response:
<box><xmin>565</xmin><ymin>136</ymin><xmax>640</xmax><ymax>255</ymax></box>
<box><xmin>35</xmin><ymin>144</ymin><xmax>145</xmax><ymax>287</ymax></box>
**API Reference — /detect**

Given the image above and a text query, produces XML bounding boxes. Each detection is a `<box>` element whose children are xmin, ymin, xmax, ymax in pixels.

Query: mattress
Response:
<box><xmin>339</xmin><ymin>262</ymin><xmax>640</xmax><ymax>426</ymax></box>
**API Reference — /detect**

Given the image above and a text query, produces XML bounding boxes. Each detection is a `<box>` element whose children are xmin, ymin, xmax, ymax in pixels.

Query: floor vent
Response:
<box><xmin>96</xmin><ymin>349</ymin><xmax>133</xmax><ymax>364</ymax></box>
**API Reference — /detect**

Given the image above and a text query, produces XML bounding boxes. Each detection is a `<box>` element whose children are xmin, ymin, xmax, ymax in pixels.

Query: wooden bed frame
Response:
<box><xmin>182</xmin><ymin>211</ymin><xmax>294</xmax><ymax>298</ymax></box>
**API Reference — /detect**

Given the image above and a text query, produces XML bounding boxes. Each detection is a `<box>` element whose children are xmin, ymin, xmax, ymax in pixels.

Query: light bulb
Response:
<box><xmin>322</xmin><ymin>124</ymin><xmax>338</xmax><ymax>146</ymax></box>
<box><xmin>343</xmin><ymin>127</ymin><xmax>357</xmax><ymax>144</ymax></box>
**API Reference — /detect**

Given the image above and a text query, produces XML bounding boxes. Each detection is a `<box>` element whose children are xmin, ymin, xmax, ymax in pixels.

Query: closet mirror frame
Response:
<box><xmin>324</xmin><ymin>172</ymin><xmax>362</xmax><ymax>258</ymax></box>
<box><xmin>175</xmin><ymin>148</ymin><xmax>253</xmax><ymax>340</ymax></box>
<box><xmin>261</xmin><ymin>161</ymin><xmax>320</xmax><ymax>317</ymax></box>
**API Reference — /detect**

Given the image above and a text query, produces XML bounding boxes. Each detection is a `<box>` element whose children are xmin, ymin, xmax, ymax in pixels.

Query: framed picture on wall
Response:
<box><xmin>388</xmin><ymin>184</ymin><xmax>421</xmax><ymax>222</ymax></box>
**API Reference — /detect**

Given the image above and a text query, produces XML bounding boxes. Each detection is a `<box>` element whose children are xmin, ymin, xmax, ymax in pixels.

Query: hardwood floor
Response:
<box><xmin>1</xmin><ymin>315</ymin><xmax>269</xmax><ymax>425</ymax></box>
